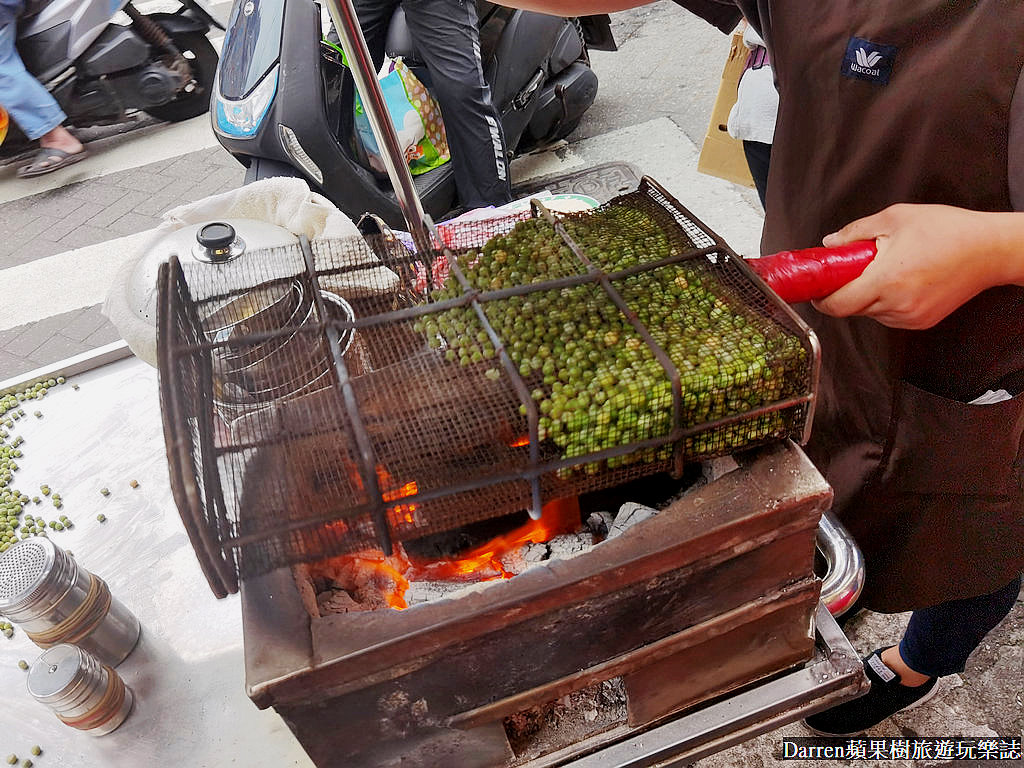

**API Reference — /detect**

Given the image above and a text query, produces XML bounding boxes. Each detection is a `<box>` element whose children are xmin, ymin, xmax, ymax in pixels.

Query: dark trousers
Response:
<box><xmin>352</xmin><ymin>0</ymin><xmax>512</xmax><ymax>208</ymax></box>
<box><xmin>742</xmin><ymin>139</ymin><xmax>771</xmax><ymax>209</ymax></box>
<box><xmin>899</xmin><ymin>573</ymin><xmax>1021</xmax><ymax>677</ymax></box>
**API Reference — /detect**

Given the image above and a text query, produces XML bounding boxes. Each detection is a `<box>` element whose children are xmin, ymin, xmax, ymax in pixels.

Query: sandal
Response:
<box><xmin>17</xmin><ymin>146</ymin><xmax>89</xmax><ymax>178</ymax></box>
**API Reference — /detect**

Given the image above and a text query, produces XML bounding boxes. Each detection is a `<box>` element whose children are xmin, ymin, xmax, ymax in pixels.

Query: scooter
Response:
<box><xmin>212</xmin><ymin>0</ymin><xmax>615</xmax><ymax>228</ymax></box>
<box><xmin>2</xmin><ymin>0</ymin><xmax>222</xmax><ymax>150</ymax></box>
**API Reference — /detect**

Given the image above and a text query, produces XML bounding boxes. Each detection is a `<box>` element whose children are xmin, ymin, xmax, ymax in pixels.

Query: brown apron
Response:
<box><xmin>747</xmin><ymin>1</ymin><xmax>1024</xmax><ymax>612</ymax></box>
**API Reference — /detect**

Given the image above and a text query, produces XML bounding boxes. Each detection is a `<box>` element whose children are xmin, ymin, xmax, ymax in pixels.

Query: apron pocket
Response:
<box><xmin>881</xmin><ymin>380</ymin><xmax>1024</xmax><ymax>497</ymax></box>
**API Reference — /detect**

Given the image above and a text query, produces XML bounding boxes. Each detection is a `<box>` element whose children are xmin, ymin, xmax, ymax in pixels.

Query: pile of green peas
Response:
<box><xmin>415</xmin><ymin>207</ymin><xmax>808</xmax><ymax>472</ymax></box>
<box><xmin>1</xmin><ymin>378</ymin><xmax>72</xmax><ymax>556</ymax></box>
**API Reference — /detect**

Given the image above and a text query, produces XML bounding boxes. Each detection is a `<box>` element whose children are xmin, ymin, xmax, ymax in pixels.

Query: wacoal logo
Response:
<box><xmin>855</xmin><ymin>48</ymin><xmax>883</xmax><ymax>68</ymax></box>
<box><xmin>843</xmin><ymin>37</ymin><xmax>898</xmax><ymax>85</ymax></box>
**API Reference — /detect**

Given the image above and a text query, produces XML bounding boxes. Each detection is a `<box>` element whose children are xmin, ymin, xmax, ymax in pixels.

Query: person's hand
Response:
<box><xmin>812</xmin><ymin>204</ymin><xmax>1024</xmax><ymax>329</ymax></box>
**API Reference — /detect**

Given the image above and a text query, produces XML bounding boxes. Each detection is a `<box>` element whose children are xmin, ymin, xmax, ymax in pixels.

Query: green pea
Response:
<box><xmin>96</xmin><ymin>514</ymin><xmax>106</xmax><ymax>523</ymax></box>
<box><xmin>17</xmin><ymin>660</ymin><xmax>27</xmax><ymax>670</ymax></box>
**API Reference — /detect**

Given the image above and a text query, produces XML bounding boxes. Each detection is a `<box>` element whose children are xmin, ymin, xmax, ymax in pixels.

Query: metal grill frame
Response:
<box><xmin>159</xmin><ymin>177</ymin><xmax>821</xmax><ymax>596</ymax></box>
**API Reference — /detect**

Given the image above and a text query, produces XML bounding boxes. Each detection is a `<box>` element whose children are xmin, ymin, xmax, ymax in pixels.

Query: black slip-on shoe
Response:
<box><xmin>804</xmin><ymin>647</ymin><xmax>939</xmax><ymax>736</ymax></box>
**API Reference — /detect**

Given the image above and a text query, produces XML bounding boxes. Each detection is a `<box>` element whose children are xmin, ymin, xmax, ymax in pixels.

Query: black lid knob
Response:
<box><xmin>197</xmin><ymin>222</ymin><xmax>236</xmax><ymax>252</ymax></box>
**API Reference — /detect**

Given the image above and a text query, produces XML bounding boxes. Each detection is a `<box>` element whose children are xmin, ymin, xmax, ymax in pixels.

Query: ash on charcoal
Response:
<box><xmin>547</xmin><ymin>532</ymin><xmax>595</xmax><ymax>560</ymax></box>
<box><xmin>505</xmin><ymin>678</ymin><xmax>628</xmax><ymax>762</ymax></box>
<box><xmin>500</xmin><ymin>541</ymin><xmax>549</xmax><ymax>576</ymax></box>
<box><xmin>607</xmin><ymin>502</ymin><xmax>658</xmax><ymax>539</ymax></box>
<box><xmin>308</xmin><ymin>557</ymin><xmax>405</xmax><ymax>611</ymax></box>
<box><xmin>586</xmin><ymin>511</ymin><xmax>614</xmax><ymax>538</ymax></box>
<box><xmin>406</xmin><ymin>581</ymin><xmax>475</xmax><ymax>606</ymax></box>
<box><xmin>317</xmin><ymin>588</ymin><xmax>362</xmax><ymax>614</ymax></box>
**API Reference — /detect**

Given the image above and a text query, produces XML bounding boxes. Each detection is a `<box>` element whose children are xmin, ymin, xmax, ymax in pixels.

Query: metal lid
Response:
<box><xmin>0</xmin><ymin>538</ymin><xmax>58</xmax><ymax>612</ymax></box>
<box><xmin>27</xmin><ymin>644</ymin><xmax>87</xmax><ymax>702</ymax></box>
<box><xmin>193</xmin><ymin>222</ymin><xmax>247</xmax><ymax>263</ymax></box>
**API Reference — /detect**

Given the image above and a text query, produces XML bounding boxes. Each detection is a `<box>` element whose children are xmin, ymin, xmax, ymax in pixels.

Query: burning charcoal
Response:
<box><xmin>585</xmin><ymin>511</ymin><xmax>614</xmax><ymax>538</ymax></box>
<box><xmin>316</xmin><ymin>589</ymin><xmax>363</xmax><ymax>614</ymax></box>
<box><xmin>547</xmin><ymin>532</ymin><xmax>595</xmax><ymax>561</ymax></box>
<box><xmin>702</xmin><ymin>455</ymin><xmax>740</xmax><ymax>483</ymax></box>
<box><xmin>607</xmin><ymin>502</ymin><xmax>658</xmax><ymax>539</ymax></box>
<box><xmin>499</xmin><ymin>541</ymin><xmax>549</xmax><ymax>576</ymax></box>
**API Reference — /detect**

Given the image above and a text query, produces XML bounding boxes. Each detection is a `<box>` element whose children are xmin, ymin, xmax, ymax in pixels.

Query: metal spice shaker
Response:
<box><xmin>0</xmin><ymin>538</ymin><xmax>140</xmax><ymax>666</ymax></box>
<box><xmin>27</xmin><ymin>644</ymin><xmax>134</xmax><ymax>736</ymax></box>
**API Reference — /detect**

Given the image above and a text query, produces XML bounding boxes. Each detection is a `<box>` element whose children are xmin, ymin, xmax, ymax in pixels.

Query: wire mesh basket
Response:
<box><xmin>158</xmin><ymin>177</ymin><xmax>820</xmax><ymax>596</ymax></box>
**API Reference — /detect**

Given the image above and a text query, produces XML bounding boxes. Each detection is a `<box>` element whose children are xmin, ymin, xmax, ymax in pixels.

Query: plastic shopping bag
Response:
<box><xmin>0</xmin><ymin>106</ymin><xmax>8</xmax><ymax>147</ymax></box>
<box><xmin>354</xmin><ymin>58</ymin><xmax>450</xmax><ymax>176</ymax></box>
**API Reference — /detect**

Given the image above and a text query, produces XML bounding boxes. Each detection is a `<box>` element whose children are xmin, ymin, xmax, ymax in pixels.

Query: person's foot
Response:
<box><xmin>804</xmin><ymin>647</ymin><xmax>939</xmax><ymax>736</ymax></box>
<box><xmin>17</xmin><ymin>126</ymin><xmax>87</xmax><ymax>178</ymax></box>
<box><xmin>39</xmin><ymin>125</ymin><xmax>84</xmax><ymax>156</ymax></box>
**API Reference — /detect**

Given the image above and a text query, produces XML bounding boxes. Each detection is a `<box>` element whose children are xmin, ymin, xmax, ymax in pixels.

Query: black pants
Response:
<box><xmin>352</xmin><ymin>0</ymin><xmax>512</xmax><ymax>208</ymax></box>
<box><xmin>742</xmin><ymin>140</ymin><xmax>771</xmax><ymax>209</ymax></box>
<box><xmin>899</xmin><ymin>573</ymin><xmax>1021</xmax><ymax>677</ymax></box>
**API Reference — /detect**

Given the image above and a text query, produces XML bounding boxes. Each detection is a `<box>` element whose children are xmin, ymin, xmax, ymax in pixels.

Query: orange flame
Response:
<box><xmin>510</xmin><ymin>435</ymin><xmax>530</xmax><ymax>448</ymax></box>
<box><xmin>317</xmin><ymin>496</ymin><xmax>581</xmax><ymax>610</ymax></box>
<box><xmin>407</xmin><ymin>496</ymin><xmax>580</xmax><ymax>584</ymax></box>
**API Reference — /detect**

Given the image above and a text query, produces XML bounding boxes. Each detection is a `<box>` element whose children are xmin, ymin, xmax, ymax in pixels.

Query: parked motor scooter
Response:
<box><xmin>1</xmin><ymin>0</ymin><xmax>222</xmax><ymax>153</ymax></box>
<box><xmin>212</xmin><ymin>0</ymin><xmax>615</xmax><ymax>228</ymax></box>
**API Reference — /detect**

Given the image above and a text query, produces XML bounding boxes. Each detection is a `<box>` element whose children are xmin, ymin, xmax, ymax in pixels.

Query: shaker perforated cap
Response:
<box><xmin>0</xmin><ymin>538</ymin><xmax>58</xmax><ymax>613</ymax></box>
<box><xmin>27</xmin><ymin>644</ymin><xmax>85</xmax><ymax>703</ymax></box>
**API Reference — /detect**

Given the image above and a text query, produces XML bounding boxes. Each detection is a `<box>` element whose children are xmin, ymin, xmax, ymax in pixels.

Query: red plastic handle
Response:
<box><xmin>750</xmin><ymin>240</ymin><xmax>878</xmax><ymax>304</ymax></box>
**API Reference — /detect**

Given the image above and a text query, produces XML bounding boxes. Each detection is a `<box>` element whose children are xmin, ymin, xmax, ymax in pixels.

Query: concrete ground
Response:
<box><xmin>0</xmin><ymin>1</ymin><xmax>1020</xmax><ymax>765</ymax></box>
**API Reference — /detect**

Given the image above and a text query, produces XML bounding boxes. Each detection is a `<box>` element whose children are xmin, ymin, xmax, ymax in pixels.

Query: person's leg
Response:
<box><xmin>0</xmin><ymin>18</ymin><xmax>68</xmax><ymax>142</ymax></box>
<box><xmin>806</xmin><ymin>573</ymin><xmax>1022</xmax><ymax>735</ymax></box>
<box><xmin>349</xmin><ymin>0</ymin><xmax>400</xmax><ymax>72</ymax></box>
<box><xmin>401</xmin><ymin>0</ymin><xmax>512</xmax><ymax>208</ymax></box>
<box><xmin>742</xmin><ymin>140</ymin><xmax>771</xmax><ymax>208</ymax></box>
<box><xmin>896</xmin><ymin>572</ymin><xmax>1022</xmax><ymax>678</ymax></box>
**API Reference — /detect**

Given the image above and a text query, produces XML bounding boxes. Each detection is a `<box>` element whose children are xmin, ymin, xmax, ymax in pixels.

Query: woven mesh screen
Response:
<box><xmin>158</xmin><ymin>178</ymin><xmax>818</xmax><ymax>591</ymax></box>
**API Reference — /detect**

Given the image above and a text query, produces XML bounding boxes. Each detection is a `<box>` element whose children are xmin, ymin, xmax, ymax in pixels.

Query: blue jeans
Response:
<box><xmin>0</xmin><ymin>1</ymin><xmax>67</xmax><ymax>141</ymax></box>
<box><xmin>900</xmin><ymin>573</ymin><xmax>1022</xmax><ymax>677</ymax></box>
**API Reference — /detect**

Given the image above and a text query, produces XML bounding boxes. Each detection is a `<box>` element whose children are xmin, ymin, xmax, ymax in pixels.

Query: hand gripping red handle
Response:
<box><xmin>749</xmin><ymin>240</ymin><xmax>878</xmax><ymax>304</ymax></box>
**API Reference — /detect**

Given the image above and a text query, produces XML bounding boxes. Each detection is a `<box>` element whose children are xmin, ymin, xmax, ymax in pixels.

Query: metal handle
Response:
<box><xmin>816</xmin><ymin>509</ymin><xmax>865</xmax><ymax>617</ymax></box>
<box><xmin>323</xmin><ymin>0</ymin><xmax>432</xmax><ymax>253</ymax></box>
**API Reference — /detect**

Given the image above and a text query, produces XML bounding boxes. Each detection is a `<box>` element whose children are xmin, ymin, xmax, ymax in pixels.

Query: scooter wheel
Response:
<box><xmin>145</xmin><ymin>30</ymin><xmax>219</xmax><ymax>123</ymax></box>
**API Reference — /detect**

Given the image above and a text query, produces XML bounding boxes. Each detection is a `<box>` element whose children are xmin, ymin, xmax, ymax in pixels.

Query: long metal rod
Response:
<box><xmin>323</xmin><ymin>0</ymin><xmax>432</xmax><ymax>253</ymax></box>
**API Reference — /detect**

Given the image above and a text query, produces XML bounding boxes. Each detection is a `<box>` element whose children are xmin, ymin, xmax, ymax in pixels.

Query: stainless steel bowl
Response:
<box><xmin>212</xmin><ymin>290</ymin><xmax>358</xmax><ymax>418</ymax></box>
